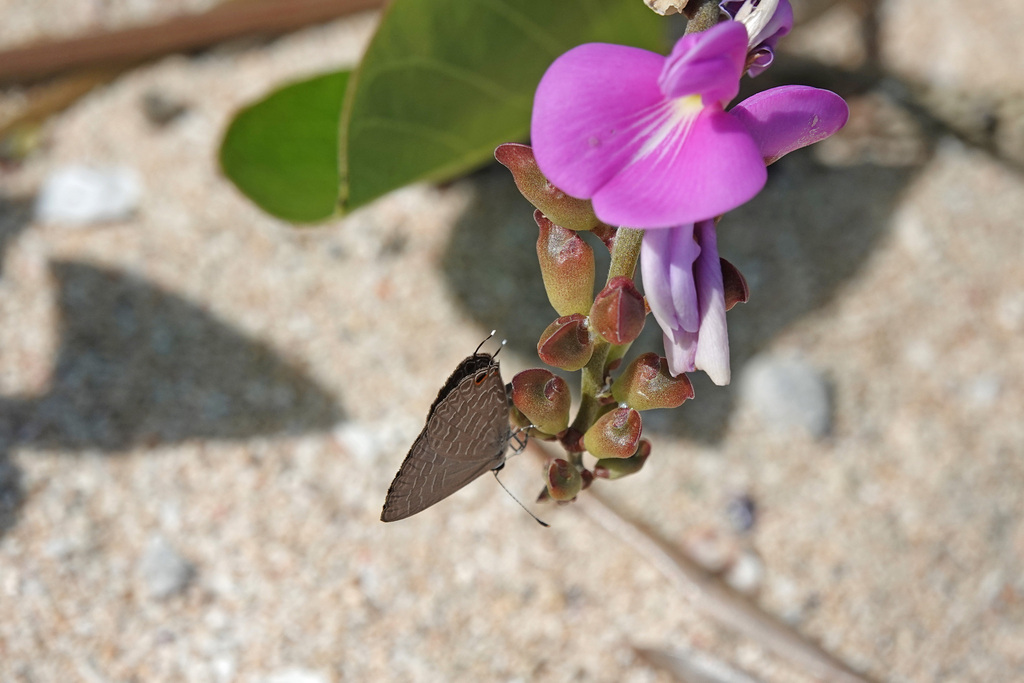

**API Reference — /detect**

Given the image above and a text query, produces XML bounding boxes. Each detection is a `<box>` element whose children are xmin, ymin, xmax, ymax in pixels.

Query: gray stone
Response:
<box><xmin>34</xmin><ymin>165</ymin><xmax>142</xmax><ymax>225</ymax></box>
<box><xmin>739</xmin><ymin>354</ymin><xmax>832</xmax><ymax>438</ymax></box>
<box><xmin>139</xmin><ymin>536</ymin><xmax>195</xmax><ymax>599</ymax></box>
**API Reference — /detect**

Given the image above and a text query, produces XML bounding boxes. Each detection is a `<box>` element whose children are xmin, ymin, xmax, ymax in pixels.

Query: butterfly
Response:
<box><xmin>380</xmin><ymin>348</ymin><xmax>512</xmax><ymax>522</ymax></box>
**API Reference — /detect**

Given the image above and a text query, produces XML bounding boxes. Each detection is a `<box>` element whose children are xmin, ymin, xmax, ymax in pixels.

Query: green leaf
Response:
<box><xmin>340</xmin><ymin>0</ymin><xmax>666</xmax><ymax>213</ymax></box>
<box><xmin>220</xmin><ymin>71</ymin><xmax>350</xmax><ymax>223</ymax></box>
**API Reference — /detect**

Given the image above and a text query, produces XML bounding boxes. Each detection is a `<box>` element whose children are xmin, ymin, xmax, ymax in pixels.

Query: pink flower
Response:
<box><xmin>531</xmin><ymin>21</ymin><xmax>845</xmax><ymax>229</ymax></box>
<box><xmin>530</xmin><ymin>20</ymin><xmax>848</xmax><ymax>385</ymax></box>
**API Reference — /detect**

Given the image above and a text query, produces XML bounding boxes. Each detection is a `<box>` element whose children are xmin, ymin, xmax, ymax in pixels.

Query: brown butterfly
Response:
<box><xmin>380</xmin><ymin>349</ymin><xmax>511</xmax><ymax>522</ymax></box>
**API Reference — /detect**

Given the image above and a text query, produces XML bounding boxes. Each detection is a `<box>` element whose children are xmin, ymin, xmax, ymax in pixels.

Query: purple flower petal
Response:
<box><xmin>642</xmin><ymin>224</ymin><xmax>701</xmax><ymax>378</ymax></box>
<box><xmin>666</xmin><ymin>224</ymin><xmax>702</xmax><ymax>333</ymax></box>
<box><xmin>658</xmin><ymin>21</ymin><xmax>748</xmax><ymax>104</ymax></box>
<box><xmin>531</xmin><ymin>43</ymin><xmax>665</xmax><ymax>199</ymax></box>
<box><xmin>590</xmin><ymin>107</ymin><xmax>766</xmax><ymax>227</ymax></box>
<box><xmin>730</xmin><ymin>85</ymin><xmax>850</xmax><ymax>165</ymax></box>
<box><xmin>641</xmin><ymin>225</ymin><xmax>699</xmax><ymax>334</ymax></box>
<box><xmin>692</xmin><ymin>220</ymin><xmax>730</xmax><ymax>385</ymax></box>
<box><xmin>644</xmin><ymin>221</ymin><xmax>732</xmax><ymax>383</ymax></box>
<box><xmin>664</xmin><ymin>327</ymin><xmax>698</xmax><ymax>377</ymax></box>
<box><xmin>747</xmin><ymin>0</ymin><xmax>793</xmax><ymax>52</ymax></box>
<box><xmin>745</xmin><ymin>48</ymin><xmax>776</xmax><ymax>78</ymax></box>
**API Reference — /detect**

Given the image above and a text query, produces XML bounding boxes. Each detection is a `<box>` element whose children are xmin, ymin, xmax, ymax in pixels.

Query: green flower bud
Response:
<box><xmin>536</xmin><ymin>212</ymin><xmax>595</xmax><ymax>317</ymax></box>
<box><xmin>594</xmin><ymin>439</ymin><xmax>650</xmax><ymax>479</ymax></box>
<box><xmin>510</xmin><ymin>369</ymin><xmax>571</xmax><ymax>436</ymax></box>
<box><xmin>546</xmin><ymin>458</ymin><xmax>582</xmax><ymax>501</ymax></box>
<box><xmin>721</xmin><ymin>258</ymin><xmax>749</xmax><ymax>311</ymax></box>
<box><xmin>494</xmin><ymin>143</ymin><xmax>607</xmax><ymax>231</ymax></box>
<box><xmin>589</xmin><ymin>276</ymin><xmax>646</xmax><ymax>345</ymax></box>
<box><xmin>611</xmin><ymin>353</ymin><xmax>695</xmax><ymax>410</ymax></box>
<box><xmin>582</xmin><ymin>407</ymin><xmax>642</xmax><ymax>459</ymax></box>
<box><xmin>537</xmin><ymin>314</ymin><xmax>594</xmax><ymax>371</ymax></box>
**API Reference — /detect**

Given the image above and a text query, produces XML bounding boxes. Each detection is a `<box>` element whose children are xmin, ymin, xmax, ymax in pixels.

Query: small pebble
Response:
<box><xmin>965</xmin><ymin>374</ymin><xmax>1001</xmax><ymax>409</ymax></box>
<box><xmin>261</xmin><ymin>669</ymin><xmax>330</xmax><ymax>683</ymax></box>
<box><xmin>141</xmin><ymin>91</ymin><xmax>189</xmax><ymax>127</ymax></box>
<box><xmin>139</xmin><ymin>536</ymin><xmax>195</xmax><ymax>599</ymax></box>
<box><xmin>725</xmin><ymin>550</ymin><xmax>765</xmax><ymax>596</ymax></box>
<box><xmin>739</xmin><ymin>353</ymin><xmax>832</xmax><ymax>438</ymax></box>
<box><xmin>681</xmin><ymin>525</ymin><xmax>738</xmax><ymax>574</ymax></box>
<box><xmin>34</xmin><ymin>165</ymin><xmax>142</xmax><ymax>226</ymax></box>
<box><xmin>726</xmin><ymin>493</ymin><xmax>757</xmax><ymax>533</ymax></box>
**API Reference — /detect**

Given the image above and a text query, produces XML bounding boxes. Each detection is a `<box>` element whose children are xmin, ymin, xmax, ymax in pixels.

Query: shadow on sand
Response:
<box><xmin>0</xmin><ymin>254</ymin><xmax>344</xmax><ymax>538</ymax></box>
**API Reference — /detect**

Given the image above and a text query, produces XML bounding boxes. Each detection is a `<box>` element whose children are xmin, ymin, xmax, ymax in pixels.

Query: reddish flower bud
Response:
<box><xmin>591</xmin><ymin>224</ymin><xmax>618</xmax><ymax>252</ymax></box>
<box><xmin>559</xmin><ymin>427</ymin><xmax>585</xmax><ymax>453</ymax></box>
<box><xmin>583</xmin><ymin>407</ymin><xmax>642</xmax><ymax>459</ymax></box>
<box><xmin>509</xmin><ymin>403</ymin><xmax>531</xmax><ymax>429</ymax></box>
<box><xmin>546</xmin><ymin>458</ymin><xmax>582</xmax><ymax>501</ymax></box>
<box><xmin>536</xmin><ymin>212</ymin><xmax>595</xmax><ymax>317</ymax></box>
<box><xmin>594</xmin><ymin>439</ymin><xmax>650</xmax><ymax>480</ymax></box>
<box><xmin>510</xmin><ymin>369</ymin><xmax>571</xmax><ymax>436</ymax></box>
<box><xmin>721</xmin><ymin>258</ymin><xmax>750</xmax><ymax>311</ymax></box>
<box><xmin>611</xmin><ymin>353</ymin><xmax>695</xmax><ymax>410</ymax></box>
<box><xmin>494</xmin><ymin>143</ymin><xmax>607</xmax><ymax>232</ymax></box>
<box><xmin>589</xmin><ymin>276</ymin><xmax>646</xmax><ymax>345</ymax></box>
<box><xmin>537</xmin><ymin>314</ymin><xmax>594</xmax><ymax>371</ymax></box>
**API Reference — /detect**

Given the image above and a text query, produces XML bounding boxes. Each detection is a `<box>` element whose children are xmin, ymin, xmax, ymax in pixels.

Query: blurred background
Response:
<box><xmin>1</xmin><ymin>1</ymin><xmax>1022</xmax><ymax>681</ymax></box>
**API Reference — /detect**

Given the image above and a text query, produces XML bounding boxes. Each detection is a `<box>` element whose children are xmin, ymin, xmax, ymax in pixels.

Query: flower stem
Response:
<box><xmin>568</xmin><ymin>227</ymin><xmax>646</xmax><ymax>464</ymax></box>
<box><xmin>606</xmin><ymin>227</ymin><xmax>645</xmax><ymax>281</ymax></box>
<box><xmin>683</xmin><ymin>0</ymin><xmax>721</xmax><ymax>34</ymax></box>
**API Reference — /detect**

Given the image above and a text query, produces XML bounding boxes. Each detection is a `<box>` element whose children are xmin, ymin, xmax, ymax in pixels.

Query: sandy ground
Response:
<box><xmin>1</xmin><ymin>1</ymin><xmax>1023</xmax><ymax>682</ymax></box>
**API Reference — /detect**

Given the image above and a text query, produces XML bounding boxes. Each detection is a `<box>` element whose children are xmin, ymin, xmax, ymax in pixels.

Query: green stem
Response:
<box><xmin>684</xmin><ymin>0</ymin><xmax>722</xmax><ymax>34</ymax></box>
<box><xmin>606</xmin><ymin>227</ymin><xmax>645</xmax><ymax>282</ymax></box>
<box><xmin>568</xmin><ymin>227</ymin><xmax>646</xmax><ymax>465</ymax></box>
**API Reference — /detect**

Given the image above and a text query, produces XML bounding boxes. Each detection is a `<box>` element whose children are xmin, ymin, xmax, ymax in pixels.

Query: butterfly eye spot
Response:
<box><xmin>474</xmin><ymin>371</ymin><xmax>488</xmax><ymax>384</ymax></box>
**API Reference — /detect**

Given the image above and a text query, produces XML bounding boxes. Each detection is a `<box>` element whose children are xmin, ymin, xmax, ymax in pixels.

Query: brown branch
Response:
<box><xmin>574</xmin><ymin>487</ymin><xmax>877</xmax><ymax>683</ymax></box>
<box><xmin>633</xmin><ymin>645</ymin><xmax>767</xmax><ymax>683</ymax></box>
<box><xmin>0</xmin><ymin>0</ymin><xmax>385</xmax><ymax>87</ymax></box>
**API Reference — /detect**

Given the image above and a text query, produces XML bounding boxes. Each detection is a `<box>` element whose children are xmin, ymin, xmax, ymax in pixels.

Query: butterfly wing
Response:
<box><xmin>425</xmin><ymin>353</ymin><xmax>494</xmax><ymax>419</ymax></box>
<box><xmin>424</xmin><ymin>362</ymin><xmax>509</xmax><ymax>461</ymax></box>
<box><xmin>380</xmin><ymin>360</ymin><xmax>510</xmax><ymax>522</ymax></box>
<box><xmin>380</xmin><ymin>431</ymin><xmax>503</xmax><ymax>522</ymax></box>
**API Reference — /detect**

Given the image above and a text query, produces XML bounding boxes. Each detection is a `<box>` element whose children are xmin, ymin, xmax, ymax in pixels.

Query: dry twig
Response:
<box><xmin>573</xmin><ymin>486</ymin><xmax>876</xmax><ymax>683</ymax></box>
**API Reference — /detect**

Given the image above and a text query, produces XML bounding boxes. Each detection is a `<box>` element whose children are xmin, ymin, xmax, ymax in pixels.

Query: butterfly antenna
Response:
<box><xmin>492</xmin><ymin>338</ymin><xmax>507</xmax><ymax>360</ymax></box>
<box><xmin>493</xmin><ymin>470</ymin><xmax>549</xmax><ymax>527</ymax></box>
<box><xmin>475</xmin><ymin>330</ymin><xmax>497</xmax><ymax>355</ymax></box>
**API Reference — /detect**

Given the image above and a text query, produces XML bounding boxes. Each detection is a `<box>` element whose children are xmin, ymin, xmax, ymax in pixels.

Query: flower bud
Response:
<box><xmin>643</xmin><ymin>0</ymin><xmax>687</xmax><ymax>16</ymax></box>
<box><xmin>537</xmin><ymin>314</ymin><xmax>594</xmax><ymax>371</ymax></box>
<box><xmin>510</xmin><ymin>369</ymin><xmax>571</xmax><ymax>436</ymax></box>
<box><xmin>594</xmin><ymin>439</ymin><xmax>650</xmax><ymax>480</ymax></box>
<box><xmin>592</xmin><ymin>224</ymin><xmax>618</xmax><ymax>252</ymax></box>
<box><xmin>546</xmin><ymin>458</ymin><xmax>582</xmax><ymax>501</ymax></box>
<box><xmin>559</xmin><ymin>427</ymin><xmax>585</xmax><ymax>454</ymax></box>
<box><xmin>611</xmin><ymin>353</ymin><xmax>695</xmax><ymax>410</ymax></box>
<box><xmin>721</xmin><ymin>258</ymin><xmax>750</xmax><ymax>311</ymax></box>
<box><xmin>582</xmin><ymin>407</ymin><xmax>642</xmax><ymax>459</ymax></box>
<box><xmin>536</xmin><ymin>212</ymin><xmax>595</xmax><ymax>317</ymax></box>
<box><xmin>494</xmin><ymin>143</ymin><xmax>606</xmax><ymax>232</ymax></box>
<box><xmin>589</xmin><ymin>276</ymin><xmax>646</xmax><ymax>345</ymax></box>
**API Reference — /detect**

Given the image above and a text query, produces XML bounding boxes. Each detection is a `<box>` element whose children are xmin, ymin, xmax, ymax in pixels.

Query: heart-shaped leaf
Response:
<box><xmin>220</xmin><ymin>71</ymin><xmax>349</xmax><ymax>223</ymax></box>
<box><xmin>220</xmin><ymin>1</ymin><xmax>666</xmax><ymax>223</ymax></box>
